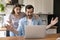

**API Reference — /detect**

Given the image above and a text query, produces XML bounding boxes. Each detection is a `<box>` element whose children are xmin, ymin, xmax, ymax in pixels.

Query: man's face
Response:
<box><xmin>26</xmin><ymin>8</ymin><xmax>34</xmax><ymax>16</ymax></box>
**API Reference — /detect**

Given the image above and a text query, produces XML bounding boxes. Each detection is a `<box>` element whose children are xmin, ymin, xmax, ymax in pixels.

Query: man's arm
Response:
<box><xmin>46</xmin><ymin>17</ymin><xmax>58</xmax><ymax>29</ymax></box>
<box><xmin>16</xmin><ymin>19</ymin><xmax>24</xmax><ymax>36</ymax></box>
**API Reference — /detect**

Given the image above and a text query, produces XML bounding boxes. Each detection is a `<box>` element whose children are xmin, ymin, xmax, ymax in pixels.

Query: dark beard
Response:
<box><xmin>27</xmin><ymin>15</ymin><xmax>33</xmax><ymax>17</ymax></box>
<box><xmin>26</xmin><ymin>14</ymin><xmax>33</xmax><ymax>19</ymax></box>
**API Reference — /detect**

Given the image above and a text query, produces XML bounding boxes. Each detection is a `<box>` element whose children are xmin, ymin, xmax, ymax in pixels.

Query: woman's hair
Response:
<box><xmin>11</xmin><ymin>4</ymin><xmax>21</xmax><ymax>14</ymax></box>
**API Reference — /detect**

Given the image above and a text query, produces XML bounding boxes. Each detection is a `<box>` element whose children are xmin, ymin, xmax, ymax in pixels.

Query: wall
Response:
<box><xmin>0</xmin><ymin>0</ymin><xmax>48</xmax><ymax>27</ymax></box>
<box><xmin>23</xmin><ymin>0</ymin><xmax>53</xmax><ymax>14</ymax></box>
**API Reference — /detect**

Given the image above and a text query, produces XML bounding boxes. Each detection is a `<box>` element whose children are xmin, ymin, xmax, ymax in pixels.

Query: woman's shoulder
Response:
<box><xmin>8</xmin><ymin>13</ymin><xmax>15</xmax><ymax>19</ymax></box>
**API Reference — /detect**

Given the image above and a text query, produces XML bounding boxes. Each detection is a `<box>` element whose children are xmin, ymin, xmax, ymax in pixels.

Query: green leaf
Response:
<box><xmin>0</xmin><ymin>4</ymin><xmax>4</xmax><ymax>12</ymax></box>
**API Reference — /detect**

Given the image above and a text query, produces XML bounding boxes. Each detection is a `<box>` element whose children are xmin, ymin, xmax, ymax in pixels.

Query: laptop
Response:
<box><xmin>24</xmin><ymin>25</ymin><xmax>46</xmax><ymax>38</ymax></box>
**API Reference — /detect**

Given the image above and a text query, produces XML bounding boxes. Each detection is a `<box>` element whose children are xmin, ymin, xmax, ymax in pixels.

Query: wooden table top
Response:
<box><xmin>0</xmin><ymin>34</ymin><xmax>60</xmax><ymax>40</ymax></box>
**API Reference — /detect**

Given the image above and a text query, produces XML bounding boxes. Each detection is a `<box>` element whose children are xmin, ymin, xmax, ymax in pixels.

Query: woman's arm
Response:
<box><xmin>5</xmin><ymin>24</ymin><xmax>18</xmax><ymax>34</ymax></box>
<box><xmin>5</xmin><ymin>19</ymin><xmax>24</xmax><ymax>35</ymax></box>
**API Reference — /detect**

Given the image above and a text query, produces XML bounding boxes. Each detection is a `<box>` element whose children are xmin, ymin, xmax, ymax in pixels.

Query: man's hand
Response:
<box><xmin>50</xmin><ymin>17</ymin><xmax>58</xmax><ymax>26</ymax></box>
<box><xmin>33</xmin><ymin>14</ymin><xmax>40</xmax><ymax>19</ymax></box>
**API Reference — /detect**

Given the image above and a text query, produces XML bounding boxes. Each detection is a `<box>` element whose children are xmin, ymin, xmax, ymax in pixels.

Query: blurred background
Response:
<box><xmin>0</xmin><ymin>0</ymin><xmax>59</xmax><ymax>37</ymax></box>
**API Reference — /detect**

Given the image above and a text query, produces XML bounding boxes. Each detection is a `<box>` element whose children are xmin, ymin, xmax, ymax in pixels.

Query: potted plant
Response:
<box><xmin>0</xmin><ymin>3</ymin><xmax>4</xmax><ymax>12</ymax></box>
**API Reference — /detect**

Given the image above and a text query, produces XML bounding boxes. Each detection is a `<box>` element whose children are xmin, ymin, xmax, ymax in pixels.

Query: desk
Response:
<box><xmin>0</xmin><ymin>34</ymin><xmax>60</xmax><ymax>40</ymax></box>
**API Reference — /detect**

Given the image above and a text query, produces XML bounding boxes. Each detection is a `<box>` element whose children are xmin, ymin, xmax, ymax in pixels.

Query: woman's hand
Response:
<box><xmin>50</xmin><ymin>17</ymin><xmax>58</xmax><ymax>26</ymax></box>
<box><xmin>7</xmin><ymin>21</ymin><xmax>12</xmax><ymax>26</ymax></box>
<box><xmin>5</xmin><ymin>24</ymin><xmax>18</xmax><ymax>34</ymax></box>
<box><xmin>5</xmin><ymin>24</ymin><xmax>14</xmax><ymax>31</ymax></box>
<box><xmin>5</xmin><ymin>21</ymin><xmax>18</xmax><ymax>34</ymax></box>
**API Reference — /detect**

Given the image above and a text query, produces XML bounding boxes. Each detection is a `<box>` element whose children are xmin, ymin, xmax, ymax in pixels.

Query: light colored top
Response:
<box><xmin>4</xmin><ymin>12</ymin><xmax>25</xmax><ymax>29</ymax></box>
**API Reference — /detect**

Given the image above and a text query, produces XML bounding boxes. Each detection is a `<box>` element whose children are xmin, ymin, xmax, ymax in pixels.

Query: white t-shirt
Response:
<box><xmin>27</xmin><ymin>19</ymin><xmax>32</xmax><ymax>25</ymax></box>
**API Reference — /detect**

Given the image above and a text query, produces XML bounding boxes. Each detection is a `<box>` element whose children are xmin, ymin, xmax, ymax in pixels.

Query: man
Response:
<box><xmin>6</xmin><ymin>5</ymin><xmax>58</xmax><ymax>36</ymax></box>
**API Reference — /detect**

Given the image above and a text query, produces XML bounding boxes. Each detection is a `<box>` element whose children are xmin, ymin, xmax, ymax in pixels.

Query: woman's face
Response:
<box><xmin>14</xmin><ymin>7</ymin><xmax>21</xmax><ymax>14</ymax></box>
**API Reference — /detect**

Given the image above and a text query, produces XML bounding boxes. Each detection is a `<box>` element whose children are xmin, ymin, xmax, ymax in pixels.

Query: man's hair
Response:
<box><xmin>25</xmin><ymin>5</ymin><xmax>34</xmax><ymax>11</ymax></box>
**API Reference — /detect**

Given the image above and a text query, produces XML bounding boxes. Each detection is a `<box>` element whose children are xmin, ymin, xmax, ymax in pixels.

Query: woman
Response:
<box><xmin>6</xmin><ymin>4</ymin><xmax>25</xmax><ymax>36</ymax></box>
